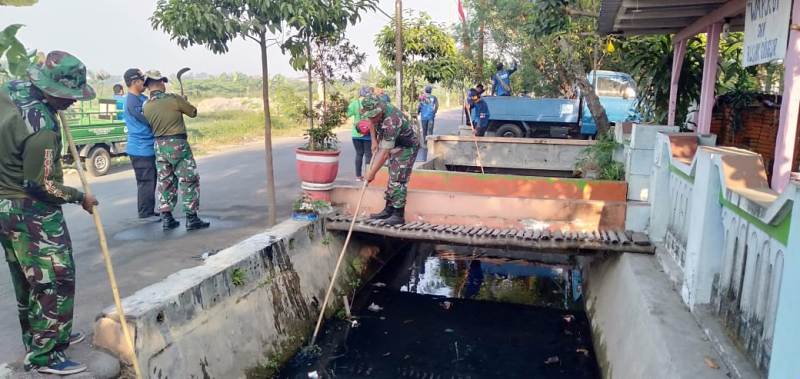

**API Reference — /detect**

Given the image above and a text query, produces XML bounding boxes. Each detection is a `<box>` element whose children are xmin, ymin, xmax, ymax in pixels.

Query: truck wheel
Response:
<box><xmin>86</xmin><ymin>147</ymin><xmax>111</xmax><ymax>177</ymax></box>
<box><xmin>496</xmin><ymin>123</ymin><xmax>524</xmax><ymax>138</ymax></box>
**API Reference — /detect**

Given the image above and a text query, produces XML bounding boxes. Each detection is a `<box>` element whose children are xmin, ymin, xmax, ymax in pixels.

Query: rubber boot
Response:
<box><xmin>370</xmin><ymin>200</ymin><xmax>393</xmax><ymax>220</ymax></box>
<box><xmin>186</xmin><ymin>213</ymin><xmax>211</xmax><ymax>231</ymax></box>
<box><xmin>162</xmin><ymin>212</ymin><xmax>180</xmax><ymax>231</ymax></box>
<box><xmin>383</xmin><ymin>207</ymin><xmax>405</xmax><ymax>226</ymax></box>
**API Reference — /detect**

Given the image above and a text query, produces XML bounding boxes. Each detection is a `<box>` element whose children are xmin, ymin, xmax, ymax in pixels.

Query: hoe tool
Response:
<box><xmin>177</xmin><ymin>67</ymin><xmax>191</xmax><ymax>97</ymax></box>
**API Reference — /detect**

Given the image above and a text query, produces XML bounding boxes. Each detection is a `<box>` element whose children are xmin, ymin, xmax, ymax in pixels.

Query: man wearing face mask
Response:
<box><xmin>0</xmin><ymin>51</ymin><xmax>99</xmax><ymax>375</ymax></box>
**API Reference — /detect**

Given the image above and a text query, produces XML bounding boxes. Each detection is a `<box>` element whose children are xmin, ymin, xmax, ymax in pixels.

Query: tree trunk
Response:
<box><xmin>306</xmin><ymin>40</ymin><xmax>314</xmax><ymax>140</ymax></box>
<box><xmin>461</xmin><ymin>23</ymin><xmax>473</xmax><ymax>61</ymax></box>
<box><xmin>259</xmin><ymin>35</ymin><xmax>277</xmax><ymax>227</ymax></box>
<box><xmin>318</xmin><ymin>40</ymin><xmax>328</xmax><ymax>114</ymax></box>
<box><xmin>557</xmin><ymin>38</ymin><xmax>610</xmax><ymax>135</ymax></box>
<box><xmin>395</xmin><ymin>0</ymin><xmax>404</xmax><ymax>110</ymax></box>
<box><xmin>476</xmin><ymin>14</ymin><xmax>485</xmax><ymax>83</ymax></box>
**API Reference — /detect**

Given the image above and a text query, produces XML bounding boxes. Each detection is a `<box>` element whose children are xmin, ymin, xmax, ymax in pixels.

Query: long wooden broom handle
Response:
<box><xmin>58</xmin><ymin>112</ymin><xmax>143</xmax><ymax>379</ymax></box>
<box><xmin>465</xmin><ymin>105</ymin><xmax>486</xmax><ymax>174</ymax></box>
<box><xmin>310</xmin><ymin>176</ymin><xmax>369</xmax><ymax>345</ymax></box>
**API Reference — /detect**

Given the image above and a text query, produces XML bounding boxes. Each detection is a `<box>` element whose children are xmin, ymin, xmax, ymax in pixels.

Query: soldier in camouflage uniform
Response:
<box><xmin>142</xmin><ymin>70</ymin><xmax>210</xmax><ymax>231</ymax></box>
<box><xmin>361</xmin><ymin>95</ymin><xmax>420</xmax><ymax>225</ymax></box>
<box><xmin>0</xmin><ymin>51</ymin><xmax>98</xmax><ymax>375</ymax></box>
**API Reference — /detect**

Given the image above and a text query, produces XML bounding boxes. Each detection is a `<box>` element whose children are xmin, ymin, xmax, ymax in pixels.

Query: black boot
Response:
<box><xmin>186</xmin><ymin>213</ymin><xmax>211</xmax><ymax>231</ymax></box>
<box><xmin>162</xmin><ymin>212</ymin><xmax>180</xmax><ymax>231</ymax></box>
<box><xmin>370</xmin><ymin>201</ymin><xmax>393</xmax><ymax>220</ymax></box>
<box><xmin>383</xmin><ymin>207</ymin><xmax>405</xmax><ymax>226</ymax></box>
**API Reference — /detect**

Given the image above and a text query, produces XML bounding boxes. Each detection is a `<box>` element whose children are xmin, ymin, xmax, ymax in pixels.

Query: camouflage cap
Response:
<box><xmin>144</xmin><ymin>70</ymin><xmax>169</xmax><ymax>86</ymax></box>
<box><xmin>360</xmin><ymin>94</ymin><xmax>386</xmax><ymax>119</ymax></box>
<box><xmin>27</xmin><ymin>51</ymin><xmax>95</xmax><ymax>100</ymax></box>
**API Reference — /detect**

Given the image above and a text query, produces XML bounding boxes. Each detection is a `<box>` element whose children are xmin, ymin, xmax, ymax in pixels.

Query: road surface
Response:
<box><xmin>0</xmin><ymin>109</ymin><xmax>462</xmax><ymax>364</ymax></box>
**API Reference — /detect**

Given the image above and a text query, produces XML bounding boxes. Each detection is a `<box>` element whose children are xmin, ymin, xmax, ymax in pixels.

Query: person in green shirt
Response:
<box><xmin>142</xmin><ymin>70</ymin><xmax>209</xmax><ymax>232</ymax></box>
<box><xmin>0</xmin><ymin>51</ymin><xmax>98</xmax><ymax>376</ymax></box>
<box><xmin>347</xmin><ymin>86</ymin><xmax>373</xmax><ymax>181</ymax></box>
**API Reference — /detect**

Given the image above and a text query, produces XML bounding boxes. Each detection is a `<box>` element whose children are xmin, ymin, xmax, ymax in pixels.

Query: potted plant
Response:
<box><xmin>292</xmin><ymin>193</ymin><xmax>332</xmax><ymax>221</ymax></box>
<box><xmin>295</xmin><ymin>96</ymin><xmax>348</xmax><ymax>187</ymax></box>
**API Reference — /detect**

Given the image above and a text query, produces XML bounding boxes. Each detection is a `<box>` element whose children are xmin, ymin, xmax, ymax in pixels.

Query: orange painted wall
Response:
<box><xmin>371</xmin><ymin>169</ymin><xmax>627</xmax><ymax>201</ymax></box>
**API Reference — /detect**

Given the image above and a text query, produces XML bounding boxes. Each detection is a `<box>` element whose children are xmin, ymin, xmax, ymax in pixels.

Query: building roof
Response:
<box><xmin>598</xmin><ymin>0</ymin><xmax>746</xmax><ymax>36</ymax></box>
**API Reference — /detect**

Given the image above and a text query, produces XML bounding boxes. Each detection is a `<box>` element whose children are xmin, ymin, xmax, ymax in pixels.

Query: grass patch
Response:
<box><xmin>186</xmin><ymin>110</ymin><xmax>305</xmax><ymax>155</ymax></box>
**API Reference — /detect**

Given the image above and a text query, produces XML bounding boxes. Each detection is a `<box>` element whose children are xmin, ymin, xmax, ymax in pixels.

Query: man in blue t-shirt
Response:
<box><xmin>492</xmin><ymin>61</ymin><xmax>517</xmax><ymax>96</ymax></box>
<box><xmin>417</xmin><ymin>85</ymin><xmax>439</xmax><ymax>142</ymax></box>
<box><xmin>122</xmin><ymin>68</ymin><xmax>158</xmax><ymax>219</ymax></box>
<box><xmin>468</xmin><ymin>89</ymin><xmax>490</xmax><ymax>136</ymax></box>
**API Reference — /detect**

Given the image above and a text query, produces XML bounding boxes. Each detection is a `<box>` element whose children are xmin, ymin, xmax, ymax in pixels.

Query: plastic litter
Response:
<box><xmin>307</xmin><ymin>371</ymin><xmax>319</xmax><ymax>379</ymax></box>
<box><xmin>368</xmin><ymin>303</ymin><xmax>383</xmax><ymax>312</ymax></box>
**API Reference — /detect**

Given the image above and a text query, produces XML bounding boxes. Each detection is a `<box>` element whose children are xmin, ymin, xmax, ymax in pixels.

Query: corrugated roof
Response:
<box><xmin>598</xmin><ymin>0</ymin><xmax>745</xmax><ymax>36</ymax></box>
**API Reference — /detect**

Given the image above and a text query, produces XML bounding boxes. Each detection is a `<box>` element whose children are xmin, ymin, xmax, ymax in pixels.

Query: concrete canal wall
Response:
<box><xmin>585</xmin><ymin>253</ymin><xmax>731</xmax><ymax>379</ymax></box>
<box><xmin>92</xmin><ymin>219</ymin><xmax>389</xmax><ymax>378</ymax></box>
<box><xmin>614</xmin><ymin>123</ymin><xmax>800</xmax><ymax>378</ymax></box>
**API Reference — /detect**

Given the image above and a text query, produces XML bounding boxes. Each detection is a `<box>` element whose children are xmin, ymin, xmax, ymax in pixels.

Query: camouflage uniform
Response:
<box><xmin>155</xmin><ymin>136</ymin><xmax>200</xmax><ymax>213</ymax></box>
<box><xmin>0</xmin><ymin>51</ymin><xmax>94</xmax><ymax>368</ymax></box>
<box><xmin>362</xmin><ymin>96</ymin><xmax>419</xmax><ymax>208</ymax></box>
<box><xmin>143</xmin><ymin>89</ymin><xmax>201</xmax><ymax>214</ymax></box>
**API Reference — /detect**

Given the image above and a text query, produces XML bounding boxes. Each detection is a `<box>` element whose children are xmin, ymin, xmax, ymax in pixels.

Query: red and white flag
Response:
<box><xmin>458</xmin><ymin>0</ymin><xmax>466</xmax><ymax>23</ymax></box>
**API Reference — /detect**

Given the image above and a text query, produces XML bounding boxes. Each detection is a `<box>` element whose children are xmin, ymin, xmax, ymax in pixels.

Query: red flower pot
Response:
<box><xmin>295</xmin><ymin>148</ymin><xmax>341</xmax><ymax>184</ymax></box>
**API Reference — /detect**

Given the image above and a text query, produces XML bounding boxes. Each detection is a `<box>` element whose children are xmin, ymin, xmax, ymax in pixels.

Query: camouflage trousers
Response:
<box><xmin>0</xmin><ymin>198</ymin><xmax>75</xmax><ymax>367</ymax></box>
<box><xmin>155</xmin><ymin>137</ymin><xmax>200</xmax><ymax>214</ymax></box>
<box><xmin>385</xmin><ymin>145</ymin><xmax>419</xmax><ymax>208</ymax></box>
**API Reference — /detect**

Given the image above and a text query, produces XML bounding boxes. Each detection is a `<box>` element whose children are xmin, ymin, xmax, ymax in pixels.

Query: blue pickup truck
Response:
<box><xmin>481</xmin><ymin>70</ymin><xmax>639</xmax><ymax>138</ymax></box>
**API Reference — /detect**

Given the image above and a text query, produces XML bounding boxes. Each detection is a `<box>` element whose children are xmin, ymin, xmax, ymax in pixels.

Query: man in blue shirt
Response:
<box><xmin>492</xmin><ymin>61</ymin><xmax>517</xmax><ymax>96</ymax></box>
<box><xmin>467</xmin><ymin>89</ymin><xmax>490</xmax><ymax>136</ymax></box>
<box><xmin>122</xmin><ymin>68</ymin><xmax>158</xmax><ymax>219</ymax></box>
<box><xmin>417</xmin><ymin>85</ymin><xmax>439</xmax><ymax>142</ymax></box>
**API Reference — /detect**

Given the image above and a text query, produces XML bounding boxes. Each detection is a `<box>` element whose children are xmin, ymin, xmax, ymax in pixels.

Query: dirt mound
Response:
<box><xmin>196</xmin><ymin>97</ymin><xmax>261</xmax><ymax>113</ymax></box>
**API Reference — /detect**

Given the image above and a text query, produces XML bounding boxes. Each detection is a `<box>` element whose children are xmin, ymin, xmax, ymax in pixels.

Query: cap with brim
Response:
<box><xmin>360</xmin><ymin>95</ymin><xmax>385</xmax><ymax>119</ymax></box>
<box><xmin>27</xmin><ymin>50</ymin><xmax>95</xmax><ymax>101</ymax></box>
<box><xmin>124</xmin><ymin>68</ymin><xmax>146</xmax><ymax>86</ymax></box>
<box><xmin>144</xmin><ymin>70</ymin><xmax>169</xmax><ymax>86</ymax></box>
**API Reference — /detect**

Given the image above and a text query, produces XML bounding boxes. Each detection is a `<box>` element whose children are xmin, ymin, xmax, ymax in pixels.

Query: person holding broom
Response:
<box><xmin>0</xmin><ymin>51</ymin><xmax>98</xmax><ymax>375</ymax></box>
<box><xmin>361</xmin><ymin>95</ymin><xmax>419</xmax><ymax>226</ymax></box>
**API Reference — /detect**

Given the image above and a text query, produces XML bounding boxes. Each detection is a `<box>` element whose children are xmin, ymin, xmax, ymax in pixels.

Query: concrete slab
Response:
<box><xmin>630</xmin><ymin>125</ymin><xmax>680</xmax><ymax>150</ymax></box>
<box><xmin>669</xmin><ymin>134</ymin><xmax>699</xmax><ymax>165</ymax></box>
<box><xmin>426</xmin><ymin>135</ymin><xmax>593</xmax><ymax>172</ymax></box>
<box><xmin>626</xmin><ymin>174</ymin><xmax>651</xmax><ymax>202</ymax></box>
<box><xmin>331</xmin><ymin>186</ymin><xmax>628</xmax><ymax>231</ymax></box>
<box><xmin>372</xmin><ymin>168</ymin><xmax>628</xmax><ymax>201</ymax></box>
<box><xmin>625</xmin><ymin>201</ymin><xmax>650</xmax><ymax>232</ymax></box>
<box><xmin>585</xmin><ymin>253</ymin><xmax>732</xmax><ymax>379</ymax></box>
<box><xmin>92</xmin><ymin>219</ymin><xmax>388</xmax><ymax>378</ymax></box>
<box><xmin>627</xmin><ymin>148</ymin><xmax>657</xmax><ymax>176</ymax></box>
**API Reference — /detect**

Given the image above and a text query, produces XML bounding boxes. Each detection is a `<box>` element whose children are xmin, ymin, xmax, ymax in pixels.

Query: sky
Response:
<box><xmin>0</xmin><ymin>0</ymin><xmax>461</xmax><ymax>79</ymax></box>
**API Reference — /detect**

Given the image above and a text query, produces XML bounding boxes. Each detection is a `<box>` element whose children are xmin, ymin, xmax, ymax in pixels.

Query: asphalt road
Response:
<box><xmin>0</xmin><ymin>109</ymin><xmax>463</xmax><ymax>364</ymax></box>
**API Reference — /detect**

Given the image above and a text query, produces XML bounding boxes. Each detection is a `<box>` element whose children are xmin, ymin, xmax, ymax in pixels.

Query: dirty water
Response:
<box><xmin>277</xmin><ymin>244</ymin><xmax>599</xmax><ymax>379</ymax></box>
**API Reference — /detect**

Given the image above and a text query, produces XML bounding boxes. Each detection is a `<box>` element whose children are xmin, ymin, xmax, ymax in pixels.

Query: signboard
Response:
<box><xmin>744</xmin><ymin>0</ymin><xmax>792</xmax><ymax>67</ymax></box>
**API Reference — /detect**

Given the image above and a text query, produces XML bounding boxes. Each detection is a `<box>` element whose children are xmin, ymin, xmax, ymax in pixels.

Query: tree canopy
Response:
<box><xmin>375</xmin><ymin>12</ymin><xmax>466</xmax><ymax>108</ymax></box>
<box><xmin>0</xmin><ymin>24</ymin><xmax>33</xmax><ymax>80</ymax></box>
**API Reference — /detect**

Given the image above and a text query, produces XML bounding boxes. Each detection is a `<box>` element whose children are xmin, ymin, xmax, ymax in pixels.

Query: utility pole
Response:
<box><xmin>395</xmin><ymin>0</ymin><xmax>403</xmax><ymax>110</ymax></box>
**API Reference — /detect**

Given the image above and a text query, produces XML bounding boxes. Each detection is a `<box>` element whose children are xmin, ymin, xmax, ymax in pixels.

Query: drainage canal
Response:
<box><xmin>277</xmin><ymin>242</ymin><xmax>600</xmax><ymax>378</ymax></box>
